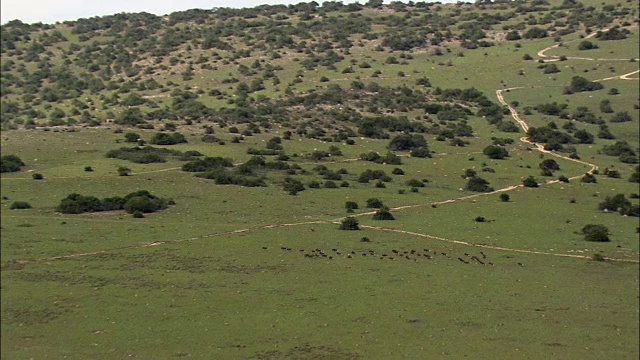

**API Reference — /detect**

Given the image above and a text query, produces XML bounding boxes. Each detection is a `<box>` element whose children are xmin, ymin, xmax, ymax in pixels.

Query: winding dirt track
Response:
<box><xmin>4</xmin><ymin>36</ymin><xmax>640</xmax><ymax>265</ymax></box>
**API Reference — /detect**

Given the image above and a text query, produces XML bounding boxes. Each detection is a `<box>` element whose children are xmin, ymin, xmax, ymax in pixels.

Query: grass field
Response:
<box><xmin>1</xmin><ymin>1</ymin><xmax>639</xmax><ymax>358</ymax></box>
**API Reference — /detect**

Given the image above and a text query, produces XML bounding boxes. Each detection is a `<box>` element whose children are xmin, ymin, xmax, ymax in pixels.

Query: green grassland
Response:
<box><xmin>1</xmin><ymin>0</ymin><xmax>639</xmax><ymax>358</ymax></box>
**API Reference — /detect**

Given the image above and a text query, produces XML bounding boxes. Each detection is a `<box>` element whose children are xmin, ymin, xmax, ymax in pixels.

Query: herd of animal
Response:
<box><xmin>262</xmin><ymin>246</ymin><xmax>495</xmax><ymax>266</ymax></box>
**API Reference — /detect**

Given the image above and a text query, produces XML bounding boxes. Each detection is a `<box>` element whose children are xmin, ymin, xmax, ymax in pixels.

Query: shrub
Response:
<box><xmin>581</xmin><ymin>224</ymin><xmax>610</xmax><ymax>242</ymax></box>
<box><xmin>463</xmin><ymin>169</ymin><xmax>477</xmax><ymax>178</ymax></box>
<box><xmin>539</xmin><ymin>159</ymin><xmax>560</xmax><ymax>171</ymax></box>
<box><xmin>283</xmin><ymin>177</ymin><xmax>305</xmax><ymax>195</ymax></box>
<box><xmin>474</xmin><ymin>216</ymin><xmax>486</xmax><ymax>222</ymax></box>
<box><xmin>388</xmin><ymin>134</ymin><xmax>427</xmax><ymax>151</ymax></box>
<box><xmin>366</xmin><ymin>198</ymin><xmax>384</xmax><ymax>208</ymax></box>
<box><xmin>0</xmin><ymin>155</ymin><xmax>25</xmax><ymax>173</ymax></box>
<box><xmin>630</xmin><ymin>167</ymin><xmax>640</xmax><ymax>183</ymax></box>
<box><xmin>10</xmin><ymin>201</ymin><xmax>32</xmax><ymax>210</ymax></box>
<box><xmin>372</xmin><ymin>207</ymin><xmax>394</xmax><ymax>220</ymax></box>
<box><xmin>345</xmin><ymin>201</ymin><xmax>359</xmax><ymax>211</ymax></box>
<box><xmin>567</xmin><ymin>76</ymin><xmax>603</xmax><ymax>93</ymax></box>
<box><xmin>392</xmin><ymin>168</ymin><xmax>404</xmax><ymax>175</ymax></box>
<box><xmin>84</xmin><ymin>166</ymin><xmax>93</xmax><ymax>172</ymax></box>
<box><xmin>124</xmin><ymin>196</ymin><xmax>161</xmax><ymax>214</ymax></box>
<box><xmin>577</xmin><ymin>40</ymin><xmax>597</xmax><ymax>50</ymax></box>
<box><xmin>522</xmin><ymin>176</ymin><xmax>539</xmax><ymax>187</ymax></box>
<box><xmin>610</xmin><ymin>112</ymin><xmax>632</xmax><ymax>123</ymax></box>
<box><xmin>150</xmin><ymin>132</ymin><xmax>187</xmax><ymax>145</ymax></box>
<box><xmin>406</xmin><ymin>179</ymin><xmax>425</xmax><ymax>188</ymax></box>
<box><xmin>410</xmin><ymin>147</ymin><xmax>431</xmax><ymax>158</ymax></box>
<box><xmin>124</xmin><ymin>132</ymin><xmax>141</xmax><ymax>143</ymax></box>
<box><xmin>483</xmin><ymin>145</ymin><xmax>509</xmax><ymax>159</ymax></box>
<box><xmin>558</xmin><ymin>175</ymin><xmax>570</xmax><ymax>183</ymax></box>
<box><xmin>339</xmin><ymin>217</ymin><xmax>359</xmax><ymax>230</ymax></box>
<box><xmin>465</xmin><ymin>176</ymin><xmax>493</xmax><ymax>192</ymax></box>
<box><xmin>32</xmin><ymin>173</ymin><xmax>43</xmax><ymax>180</ymax></box>
<box><xmin>499</xmin><ymin>193</ymin><xmax>510</xmax><ymax>202</ymax></box>
<box><xmin>324</xmin><ymin>180</ymin><xmax>338</xmax><ymax>188</ymax></box>
<box><xmin>360</xmin><ymin>237</ymin><xmax>370</xmax><ymax>242</ymax></box>
<box><xmin>581</xmin><ymin>173</ymin><xmax>597</xmax><ymax>183</ymax></box>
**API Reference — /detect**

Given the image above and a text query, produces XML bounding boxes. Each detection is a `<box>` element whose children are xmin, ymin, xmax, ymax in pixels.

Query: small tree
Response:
<box><xmin>372</xmin><ymin>206</ymin><xmax>394</xmax><ymax>220</ymax></box>
<box><xmin>124</xmin><ymin>132</ymin><xmax>140</xmax><ymax>143</ymax></box>
<box><xmin>483</xmin><ymin>145</ymin><xmax>509</xmax><ymax>159</ymax></box>
<box><xmin>10</xmin><ymin>201</ymin><xmax>32</xmax><ymax>210</ymax></box>
<box><xmin>465</xmin><ymin>176</ymin><xmax>493</xmax><ymax>192</ymax></box>
<box><xmin>581</xmin><ymin>173</ymin><xmax>597</xmax><ymax>183</ymax></box>
<box><xmin>582</xmin><ymin>224</ymin><xmax>610</xmax><ymax>242</ymax></box>
<box><xmin>366</xmin><ymin>198</ymin><xmax>384</xmax><ymax>208</ymax></box>
<box><xmin>0</xmin><ymin>155</ymin><xmax>25</xmax><ymax>173</ymax></box>
<box><xmin>283</xmin><ymin>177</ymin><xmax>305</xmax><ymax>195</ymax></box>
<box><xmin>345</xmin><ymin>201</ymin><xmax>359</xmax><ymax>211</ymax></box>
<box><xmin>499</xmin><ymin>193</ymin><xmax>510</xmax><ymax>202</ymax></box>
<box><xmin>463</xmin><ymin>169</ymin><xmax>477</xmax><ymax>178</ymax></box>
<box><xmin>339</xmin><ymin>217</ymin><xmax>359</xmax><ymax>230</ymax></box>
<box><xmin>523</xmin><ymin>176</ymin><xmax>539</xmax><ymax>187</ymax></box>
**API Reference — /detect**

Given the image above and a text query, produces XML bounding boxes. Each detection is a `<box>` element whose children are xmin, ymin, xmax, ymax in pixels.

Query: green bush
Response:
<box><xmin>366</xmin><ymin>198</ymin><xmax>384</xmax><ymax>208</ymax></box>
<box><xmin>10</xmin><ymin>201</ymin><xmax>32</xmax><ymax>210</ymax></box>
<box><xmin>581</xmin><ymin>224</ymin><xmax>610</xmax><ymax>242</ymax></box>
<box><xmin>372</xmin><ymin>207</ymin><xmax>394</xmax><ymax>220</ymax></box>
<box><xmin>339</xmin><ymin>217</ymin><xmax>359</xmax><ymax>230</ymax></box>
<box><xmin>465</xmin><ymin>176</ymin><xmax>493</xmax><ymax>192</ymax></box>
<box><xmin>522</xmin><ymin>176</ymin><xmax>539</xmax><ymax>187</ymax></box>
<box><xmin>0</xmin><ymin>155</ymin><xmax>25</xmax><ymax>173</ymax></box>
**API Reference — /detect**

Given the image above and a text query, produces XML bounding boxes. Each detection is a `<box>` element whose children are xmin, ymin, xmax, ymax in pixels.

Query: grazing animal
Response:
<box><xmin>262</xmin><ymin>247</ymin><xmax>268</xmax><ymax>250</ymax></box>
<box><xmin>517</xmin><ymin>262</ymin><xmax>524</xmax><ymax>266</ymax></box>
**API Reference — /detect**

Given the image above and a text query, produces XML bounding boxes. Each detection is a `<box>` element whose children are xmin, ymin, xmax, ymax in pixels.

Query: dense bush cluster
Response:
<box><xmin>0</xmin><ymin>155</ymin><xmax>24</xmax><ymax>173</ymax></box>
<box><xmin>106</xmin><ymin>146</ymin><xmax>193</xmax><ymax>163</ymax></box>
<box><xmin>56</xmin><ymin>190</ymin><xmax>174</xmax><ymax>214</ymax></box>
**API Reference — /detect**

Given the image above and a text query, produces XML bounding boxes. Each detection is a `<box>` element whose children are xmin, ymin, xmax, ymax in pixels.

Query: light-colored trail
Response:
<box><xmin>359</xmin><ymin>225</ymin><xmax>640</xmax><ymax>263</ymax></box>
<box><xmin>537</xmin><ymin>28</ymin><xmax>640</xmax><ymax>62</ymax></box>
<box><xmin>496</xmin><ymin>88</ymin><xmax>599</xmax><ymax>176</ymax></box>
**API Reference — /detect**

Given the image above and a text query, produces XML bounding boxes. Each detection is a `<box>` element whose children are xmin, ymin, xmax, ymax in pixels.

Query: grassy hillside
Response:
<box><xmin>1</xmin><ymin>0</ymin><xmax>639</xmax><ymax>358</ymax></box>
